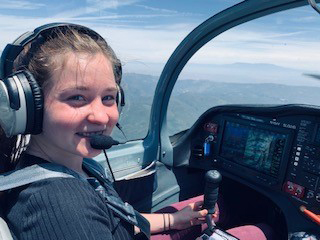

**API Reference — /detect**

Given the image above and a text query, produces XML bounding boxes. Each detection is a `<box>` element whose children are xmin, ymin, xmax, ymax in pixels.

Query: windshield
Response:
<box><xmin>0</xmin><ymin>0</ymin><xmax>241</xmax><ymax>141</ymax></box>
<box><xmin>167</xmin><ymin>5</ymin><xmax>320</xmax><ymax>136</ymax></box>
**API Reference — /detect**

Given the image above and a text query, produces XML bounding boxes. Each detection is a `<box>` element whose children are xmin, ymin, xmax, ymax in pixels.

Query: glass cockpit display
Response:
<box><xmin>220</xmin><ymin>121</ymin><xmax>288</xmax><ymax>178</ymax></box>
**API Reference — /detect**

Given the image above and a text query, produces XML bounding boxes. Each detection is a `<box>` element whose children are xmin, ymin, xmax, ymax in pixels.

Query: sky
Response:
<box><xmin>0</xmin><ymin>0</ymin><xmax>320</xmax><ymax>85</ymax></box>
<box><xmin>0</xmin><ymin>0</ymin><xmax>239</xmax><ymax>73</ymax></box>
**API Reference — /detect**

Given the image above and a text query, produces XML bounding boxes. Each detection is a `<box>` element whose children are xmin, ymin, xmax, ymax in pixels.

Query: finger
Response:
<box><xmin>196</xmin><ymin>200</ymin><xmax>204</xmax><ymax>205</ymax></box>
<box><xmin>214</xmin><ymin>205</ymin><xmax>219</xmax><ymax>215</ymax></box>
<box><xmin>193</xmin><ymin>201</ymin><xmax>204</xmax><ymax>210</ymax></box>
<box><xmin>193</xmin><ymin>218</ymin><xmax>206</xmax><ymax>226</ymax></box>
<box><xmin>198</xmin><ymin>209</ymin><xmax>208</xmax><ymax>217</ymax></box>
<box><xmin>189</xmin><ymin>201</ymin><xmax>204</xmax><ymax>211</ymax></box>
<box><xmin>195</xmin><ymin>209</ymin><xmax>208</xmax><ymax>218</ymax></box>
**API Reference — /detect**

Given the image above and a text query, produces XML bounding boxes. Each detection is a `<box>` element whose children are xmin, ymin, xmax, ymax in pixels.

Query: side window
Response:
<box><xmin>111</xmin><ymin>69</ymin><xmax>158</xmax><ymax>141</ymax></box>
<box><xmin>167</xmin><ymin>5</ymin><xmax>320</xmax><ymax>136</ymax></box>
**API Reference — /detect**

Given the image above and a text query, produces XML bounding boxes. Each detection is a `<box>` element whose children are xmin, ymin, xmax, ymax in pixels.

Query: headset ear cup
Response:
<box><xmin>116</xmin><ymin>85</ymin><xmax>125</xmax><ymax>115</ymax></box>
<box><xmin>20</xmin><ymin>71</ymin><xmax>43</xmax><ymax>134</ymax></box>
<box><xmin>114</xmin><ymin>63</ymin><xmax>122</xmax><ymax>85</ymax></box>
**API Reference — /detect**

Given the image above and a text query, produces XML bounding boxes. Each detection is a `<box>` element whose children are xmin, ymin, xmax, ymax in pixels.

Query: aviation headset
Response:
<box><xmin>0</xmin><ymin>23</ymin><xmax>125</xmax><ymax>137</ymax></box>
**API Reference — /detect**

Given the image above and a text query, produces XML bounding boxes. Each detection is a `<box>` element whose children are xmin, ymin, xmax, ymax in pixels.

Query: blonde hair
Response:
<box><xmin>15</xmin><ymin>26</ymin><xmax>121</xmax><ymax>90</ymax></box>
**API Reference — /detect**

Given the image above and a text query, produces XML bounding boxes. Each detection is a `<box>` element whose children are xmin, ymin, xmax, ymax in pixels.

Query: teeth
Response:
<box><xmin>77</xmin><ymin>131</ymin><xmax>104</xmax><ymax>137</ymax></box>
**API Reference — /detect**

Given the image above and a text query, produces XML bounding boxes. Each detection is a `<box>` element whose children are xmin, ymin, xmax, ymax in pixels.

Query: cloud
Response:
<box><xmin>1</xmin><ymin>13</ymin><xmax>319</xmax><ymax>76</ymax></box>
<box><xmin>290</xmin><ymin>16</ymin><xmax>319</xmax><ymax>23</ymax></box>
<box><xmin>53</xmin><ymin>0</ymin><xmax>140</xmax><ymax>18</ymax></box>
<box><xmin>0</xmin><ymin>0</ymin><xmax>45</xmax><ymax>10</ymax></box>
<box><xmin>85</xmin><ymin>0</ymin><xmax>139</xmax><ymax>9</ymax></box>
<box><xmin>188</xmin><ymin>28</ymin><xmax>320</xmax><ymax>72</ymax></box>
<box><xmin>0</xmin><ymin>1</ymin><xmax>318</xmax><ymax>79</ymax></box>
<box><xmin>58</xmin><ymin>13</ymin><xmax>184</xmax><ymax>23</ymax></box>
<box><xmin>93</xmin><ymin>25</ymin><xmax>190</xmax><ymax>61</ymax></box>
<box><xmin>135</xmin><ymin>4</ymin><xmax>178</xmax><ymax>14</ymax></box>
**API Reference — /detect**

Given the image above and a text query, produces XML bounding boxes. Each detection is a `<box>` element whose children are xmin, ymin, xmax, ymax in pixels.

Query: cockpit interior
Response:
<box><xmin>1</xmin><ymin>0</ymin><xmax>320</xmax><ymax>239</ymax></box>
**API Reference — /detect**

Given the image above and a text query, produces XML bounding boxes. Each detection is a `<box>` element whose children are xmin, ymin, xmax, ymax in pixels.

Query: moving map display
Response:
<box><xmin>220</xmin><ymin>121</ymin><xmax>288</xmax><ymax>177</ymax></box>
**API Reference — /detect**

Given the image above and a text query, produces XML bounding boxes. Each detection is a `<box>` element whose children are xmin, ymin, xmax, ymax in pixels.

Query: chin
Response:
<box><xmin>77</xmin><ymin>141</ymin><xmax>102</xmax><ymax>158</ymax></box>
<box><xmin>79</xmin><ymin>148</ymin><xmax>102</xmax><ymax>158</ymax></box>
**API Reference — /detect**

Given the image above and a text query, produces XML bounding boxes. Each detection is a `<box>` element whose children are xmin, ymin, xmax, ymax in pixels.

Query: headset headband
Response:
<box><xmin>0</xmin><ymin>22</ymin><xmax>122</xmax><ymax>83</ymax></box>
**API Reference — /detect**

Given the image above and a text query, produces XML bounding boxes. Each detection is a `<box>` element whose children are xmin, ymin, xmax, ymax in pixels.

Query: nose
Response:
<box><xmin>87</xmin><ymin>99</ymin><xmax>116</xmax><ymax>125</ymax></box>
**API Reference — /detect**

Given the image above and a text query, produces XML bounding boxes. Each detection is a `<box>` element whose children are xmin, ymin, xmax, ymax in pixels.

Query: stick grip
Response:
<box><xmin>203</xmin><ymin>170</ymin><xmax>222</xmax><ymax>214</ymax></box>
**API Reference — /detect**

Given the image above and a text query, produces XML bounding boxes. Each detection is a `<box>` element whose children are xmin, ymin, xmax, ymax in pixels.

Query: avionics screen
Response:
<box><xmin>220</xmin><ymin>121</ymin><xmax>288</xmax><ymax>178</ymax></box>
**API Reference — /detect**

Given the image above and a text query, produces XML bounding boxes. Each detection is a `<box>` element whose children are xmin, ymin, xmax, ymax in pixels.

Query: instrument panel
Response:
<box><xmin>188</xmin><ymin>105</ymin><xmax>320</xmax><ymax>214</ymax></box>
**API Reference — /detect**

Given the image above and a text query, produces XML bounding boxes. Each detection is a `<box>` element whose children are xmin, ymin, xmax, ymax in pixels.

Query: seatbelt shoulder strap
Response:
<box><xmin>83</xmin><ymin>158</ymin><xmax>150</xmax><ymax>239</ymax></box>
<box><xmin>0</xmin><ymin>163</ymin><xmax>82</xmax><ymax>191</ymax></box>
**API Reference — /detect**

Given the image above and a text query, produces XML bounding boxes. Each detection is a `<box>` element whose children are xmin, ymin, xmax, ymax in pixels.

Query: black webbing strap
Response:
<box><xmin>83</xmin><ymin>159</ymin><xmax>150</xmax><ymax>239</ymax></box>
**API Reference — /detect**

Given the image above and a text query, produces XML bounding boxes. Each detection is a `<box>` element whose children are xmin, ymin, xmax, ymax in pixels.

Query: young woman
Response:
<box><xmin>0</xmin><ymin>24</ymin><xmax>275</xmax><ymax>240</ymax></box>
<box><xmin>0</xmin><ymin>23</ymin><xmax>213</xmax><ymax>240</ymax></box>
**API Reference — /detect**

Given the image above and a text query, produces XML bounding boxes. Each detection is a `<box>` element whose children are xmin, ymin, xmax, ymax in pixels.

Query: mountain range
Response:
<box><xmin>113</xmin><ymin>63</ymin><xmax>320</xmax><ymax>140</ymax></box>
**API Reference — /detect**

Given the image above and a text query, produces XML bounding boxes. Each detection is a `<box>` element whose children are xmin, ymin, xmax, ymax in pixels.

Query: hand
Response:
<box><xmin>171</xmin><ymin>201</ymin><xmax>218</xmax><ymax>230</ymax></box>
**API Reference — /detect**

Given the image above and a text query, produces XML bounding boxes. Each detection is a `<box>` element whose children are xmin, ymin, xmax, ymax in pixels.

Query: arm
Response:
<box><xmin>140</xmin><ymin>213</ymin><xmax>172</xmax><ymax>234</ymax></box>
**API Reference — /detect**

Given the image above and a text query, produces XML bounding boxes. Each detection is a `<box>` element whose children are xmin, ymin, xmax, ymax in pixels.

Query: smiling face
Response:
<box><xmin>28</xmin><ymin>52</ymin><xmax>119</xmax><ymax>163</ymax></box>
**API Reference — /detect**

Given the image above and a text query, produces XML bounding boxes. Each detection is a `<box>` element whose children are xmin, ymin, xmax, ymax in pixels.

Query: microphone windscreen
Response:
<box><xmin>90</xmin><ymin>135</ymin><xmax>119</xmax><ymax>150</ymax></box>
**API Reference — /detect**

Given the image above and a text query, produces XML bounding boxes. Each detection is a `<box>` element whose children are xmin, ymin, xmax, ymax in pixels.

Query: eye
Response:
<box><xmin>102</xmin><ymin>95</ymin><xmax>116</xmax><ymax>104</ymax></box>
<box><xmin>65</xmin><ymin>95</ymin><xmax>87</xmax><ymax>107</ymax></box>
<box><xmin>67</xmin><ymin>95</ymin><xmax>86</xmax><ymax>101</ymax></box>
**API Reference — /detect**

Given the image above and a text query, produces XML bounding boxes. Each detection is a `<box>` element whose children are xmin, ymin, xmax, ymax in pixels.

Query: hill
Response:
<box><xmin>112</xmin><ymin>72</ymin><xmax>320</xmax><ymax>140</ymax></box>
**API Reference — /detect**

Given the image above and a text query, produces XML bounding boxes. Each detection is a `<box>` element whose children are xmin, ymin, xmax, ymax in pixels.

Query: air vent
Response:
<box><xmin>192</xmin><ymin>144</ymin><xmax>203</xmax><ymax>158</ymax></box>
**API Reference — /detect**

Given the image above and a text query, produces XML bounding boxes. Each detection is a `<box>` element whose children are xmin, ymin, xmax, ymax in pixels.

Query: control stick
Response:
<box><xmin>203</xmin><ymin>170</ymin><xmax>222</xmax><ymax>231</ymax></box>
